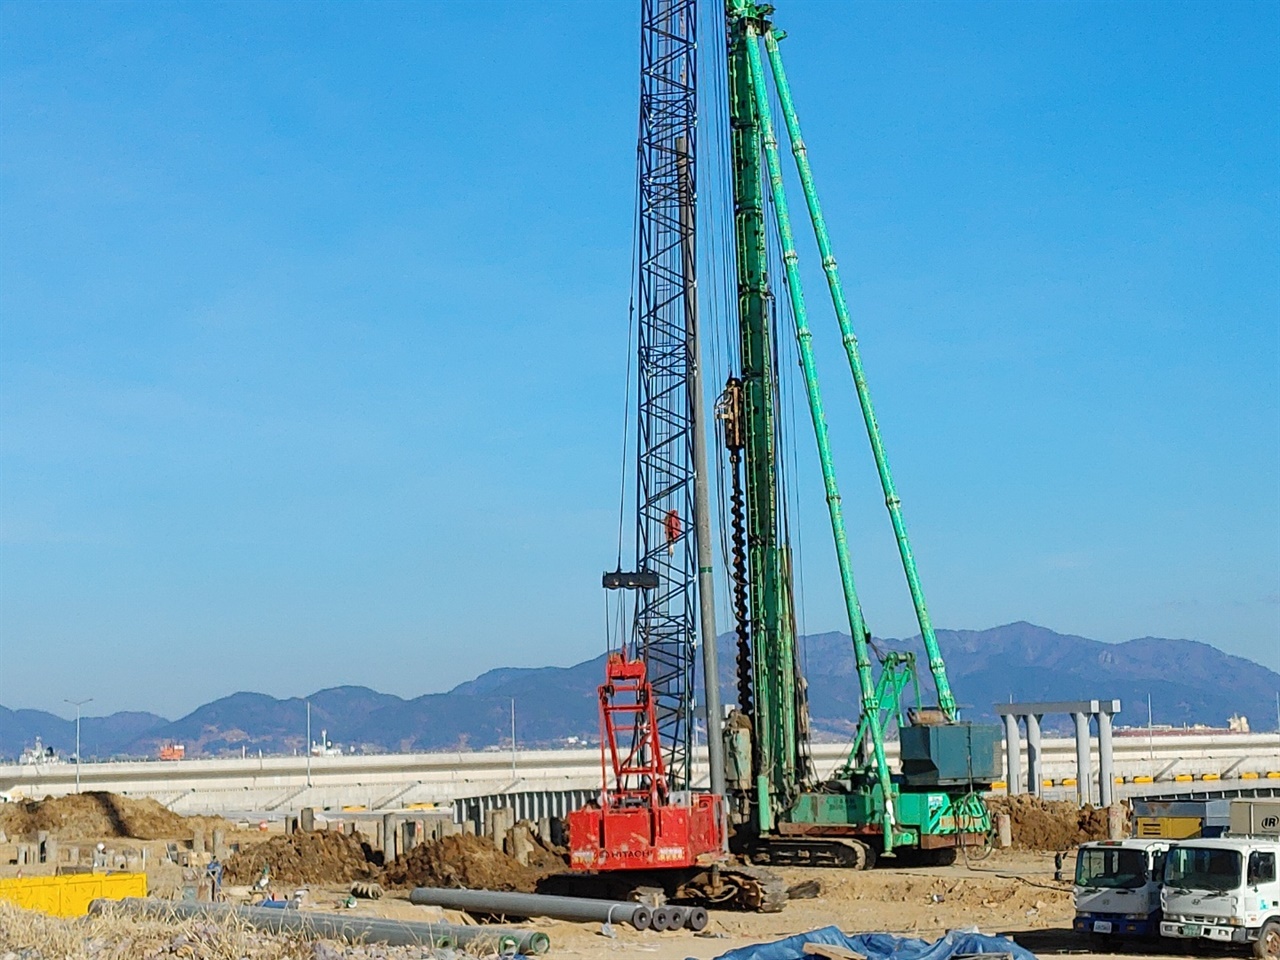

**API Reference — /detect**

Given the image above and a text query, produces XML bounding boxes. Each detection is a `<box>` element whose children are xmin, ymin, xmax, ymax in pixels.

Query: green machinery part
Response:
<box><xmin>725</xmin><ymin>0</ymin><xmax>802</xmax><ymax>833</ymax></box>
<box><xmin>723</xmin><ymin>0</ymin><xmax>989</xmax><ymax>856</ymax></box>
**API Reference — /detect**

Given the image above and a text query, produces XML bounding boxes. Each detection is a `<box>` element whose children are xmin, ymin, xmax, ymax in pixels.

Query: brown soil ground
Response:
<box><xmin>382</xmin><ymin>833</ymin><xmax>542</xmax><ymax>892</ymax></box>
<box><xmin>986</xmin><ymin>795</ymin><xmax>1111</xmax><ymax>850</ymax></box>
<box><xmin>0</xmin><ymin>791</ymin><xmax>230</xmax><ymax>842</ymax></box>
<box><xmin>349</xmin><ymin>849</ymin><xmax>1172</xmax><ymax>960</ymax></box>
<box><xmin>222</xmin><ymin>830</ymin><xmax>381</xmax><ymax>886</ymax></box>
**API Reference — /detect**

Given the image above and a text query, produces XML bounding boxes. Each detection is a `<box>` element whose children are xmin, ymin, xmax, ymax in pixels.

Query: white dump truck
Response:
<box><xmin>1160</xmin><ymin>836</ymin><xmax>1280</xmax><ymax>958</ymax></box>
<box><xmin>1073</xmin><ymin>838</ymin><xmax>1170</xmax><ymax>939</ymax></box>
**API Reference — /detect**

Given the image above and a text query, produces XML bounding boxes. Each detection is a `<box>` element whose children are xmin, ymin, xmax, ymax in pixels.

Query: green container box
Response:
<box><xmin>899</xmin><ymin>723</ymin><xmax>1001</xmax><ymax>786</ymax></box>
<box><xmin>787</xmin><ymin>790</ymin><xmax>878</xmax><ymax>826</ymax></box>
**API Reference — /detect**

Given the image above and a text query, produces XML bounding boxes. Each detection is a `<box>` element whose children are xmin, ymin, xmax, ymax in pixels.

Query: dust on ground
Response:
<box><xmin>223</xmin><ymin>830</ymin><xmax>382</xmax><ymax>886</ymax></box>
<box><xmin>987</xmin><ymin>795</ymin><xmax>1112</xmax><ymax>850</ymax></box>
<box><xmin>0</xmin><ymin>791</ymin><xmax>231</xmax><ymax>842</ymax></box>
<box><xmin>383</xmin><ymin>833</ymin><xmax>543</xmax><ymax>892</ymax></box>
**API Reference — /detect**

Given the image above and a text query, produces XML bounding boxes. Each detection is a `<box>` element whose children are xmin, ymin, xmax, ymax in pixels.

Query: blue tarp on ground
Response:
<box><xmin>709</xmin><ymin>927</ymin><xmax>1036</xmax><ymax>960</ymax></box>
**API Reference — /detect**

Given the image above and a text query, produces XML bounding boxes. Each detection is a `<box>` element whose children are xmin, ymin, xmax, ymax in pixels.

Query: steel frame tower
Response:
<box><xmin>632</xmin><ymin>0</ymin><xmax>699</xmax><ymax>792</ymax></box>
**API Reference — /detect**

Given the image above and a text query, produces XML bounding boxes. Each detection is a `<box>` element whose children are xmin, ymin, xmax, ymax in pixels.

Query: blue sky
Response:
<box><xmin>1</xmin><ymin>0</ymin><xmax>1276</xmax><ymax>718</ymax></box>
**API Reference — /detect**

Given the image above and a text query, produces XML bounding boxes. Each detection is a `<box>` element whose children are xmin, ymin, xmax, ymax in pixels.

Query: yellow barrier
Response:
<box><xmin>0</xmin><ymin>872</ymin><xmax>147</xmax><ymax>918</ymax></box>
<box><xmin>1242</xmin><ymin>771</ymin><xmax>1260</xmax><ymax>780</ymax></box>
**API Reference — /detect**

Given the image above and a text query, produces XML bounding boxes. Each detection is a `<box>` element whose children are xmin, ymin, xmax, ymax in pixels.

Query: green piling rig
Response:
<box><xmin>719</xmin><ymin>0</ymin><xmax>1000</xmax><ymax>868</ymax></box>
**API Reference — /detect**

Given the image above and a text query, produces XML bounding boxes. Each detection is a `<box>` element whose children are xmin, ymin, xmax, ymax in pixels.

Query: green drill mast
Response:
<box><xmin>719</xmin><ymin>0</ymin><xmax>1001</xmax><ymax>868</ymax></box>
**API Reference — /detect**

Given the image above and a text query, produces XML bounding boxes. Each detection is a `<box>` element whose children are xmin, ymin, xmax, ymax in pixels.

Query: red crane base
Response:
<box><xmin>567</xmin><ymin>792</ymin><xmax>724</xmax><ymax>871</ymax></box>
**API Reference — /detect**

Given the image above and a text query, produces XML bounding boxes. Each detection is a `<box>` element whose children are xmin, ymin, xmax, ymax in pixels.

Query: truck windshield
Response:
<box><xmin>1164</xmin><ymin>846</ymin><xmax>1242</xmax><ymax>893</ymax></box>
<box><xmin>1076</xmin><ymin>848</ymin><xmax>1147</xmax><ymax>889</ymax></box>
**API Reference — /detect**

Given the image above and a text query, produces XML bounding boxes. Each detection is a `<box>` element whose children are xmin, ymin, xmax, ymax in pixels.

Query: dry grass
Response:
<box><xmin>0</xmin><ymin>901</ymin><xmax>327</xmax><ymax>959</ymax></box>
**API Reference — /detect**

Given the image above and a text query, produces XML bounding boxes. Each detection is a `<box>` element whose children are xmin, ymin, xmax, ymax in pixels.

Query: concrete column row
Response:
<box><xmin>997</xmin><ymin>699</ymin><xmax>1120</xmax><ymax>808</ymax></box>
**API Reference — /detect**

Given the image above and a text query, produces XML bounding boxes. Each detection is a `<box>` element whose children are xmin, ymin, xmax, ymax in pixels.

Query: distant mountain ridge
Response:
<box><xmin>2</xmin><ymin>622</ymin><xmax>1274</xmax><ymax>759</ymax></box>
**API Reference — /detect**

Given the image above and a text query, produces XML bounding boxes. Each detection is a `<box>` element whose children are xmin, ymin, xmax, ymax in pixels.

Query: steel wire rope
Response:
<box><xmin>606</xmin><ymin>123</ymin><xmax>647</xmax><ymax>659</ymax></box>
<box><xmin>763</xmin><ymin>143</ymin><xmax>818</xmax><ymax>786</ymax></box>
<box><xmin>766</xmin><ymin>65</ymin><xmax>812</xmax><ymax>687</ymax></box>
<box><xmin>700</xmin><ymin>3</ymin><xmax>742</xmax><ymax>675</ymax></box>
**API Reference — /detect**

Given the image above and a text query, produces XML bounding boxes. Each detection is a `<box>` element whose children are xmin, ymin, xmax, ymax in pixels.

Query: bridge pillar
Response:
<box><xmin>1003</xmin><ymin>713</ymin><xmax>1022</xmax><ymax>794</ymax></box>
<box><xmin>1026</xmin><ymin>713</ymin><xmax>1043</xmax><ymax>798</ymax></box>
<box><xmin>1073</xmin><ymin>711</ymin><xmax>1092</xmax><ymax>806</ymax></box>
<box><xmin>1098</xmin><ymin>709</ymin><xmax>1115</xmax><ymax>807</ymax></box>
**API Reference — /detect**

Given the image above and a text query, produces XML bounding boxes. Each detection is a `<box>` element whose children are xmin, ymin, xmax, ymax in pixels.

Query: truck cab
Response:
<box><xmin>1073</xmin><ymin>838</ymin><xmax>1170</xmax><ymax>938</ymax></box>
<box><xmin>1160</xmin><ymin>837</ymin><xmax>1280</xmax><ymax>958</ymax></box>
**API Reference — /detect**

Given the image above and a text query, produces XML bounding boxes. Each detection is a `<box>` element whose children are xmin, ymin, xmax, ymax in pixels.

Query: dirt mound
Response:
<box><xmin>222</xmin><ymin>830</ymin><xmax>380</xmax><ymax>886</ymax></box>
<box><xmin>383</xmin><ymin>833</ymin><xmax>541</xmax><ymax>891</ymax></box>
<box><xmin>988</xmin><ymin>795</ymin><xmax>1111</xmax><ymax>850</ymax></box>
<box><xmin>0</xmin><ymin>792</ymin><xmax>227</xmax><ymax>842</ymax></box>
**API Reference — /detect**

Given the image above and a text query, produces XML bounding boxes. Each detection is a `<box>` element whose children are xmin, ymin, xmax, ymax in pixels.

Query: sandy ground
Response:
<box><xmin>0</xmin><ymin>809</ymin><xmax>1223</xmax><ymax>960</ymax></box>
<box><xmin>296</xmin><ymin>850</ymin><xmax>1212</xmax><ymax>960</ymax></box>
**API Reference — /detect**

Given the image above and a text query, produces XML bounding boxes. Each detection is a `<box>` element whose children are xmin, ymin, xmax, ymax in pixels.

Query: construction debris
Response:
<box><xmin>222</xmin><ymin>830</ymin><xmax>379</xmax><ymax>886</ymax></box>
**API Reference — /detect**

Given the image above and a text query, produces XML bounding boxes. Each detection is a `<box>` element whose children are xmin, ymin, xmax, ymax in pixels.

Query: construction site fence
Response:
<box><xmin>452</xmin><ymin>788</ymin><xmax>596</xmax><ymax>827</ymax></box>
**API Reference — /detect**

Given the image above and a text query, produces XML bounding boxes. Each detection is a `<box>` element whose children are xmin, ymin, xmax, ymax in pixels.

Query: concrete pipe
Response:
<box><xmin>409</xmin><ymin>886</ymin><xmax>654</xmax><ymax>930</ymax></box>
<box><xmin>90</xmin><ymin>898</ymin><xmax>550</xmax><ymax>954</ymax></box>
<box><xmin>681</xmin><ymin>906</ymin><xmax>710</xmax><ymax>932</ymax></box>
<box><xmin>651</xmin><ymin>906</ymin><xmax>678</xmax><ymax>931</ymax></box>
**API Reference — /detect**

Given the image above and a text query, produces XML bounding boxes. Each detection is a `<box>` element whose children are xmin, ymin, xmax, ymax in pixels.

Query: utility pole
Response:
<box><xmin>305</xmin><ymin>700</ymin><xmax>312</xmax><ymax>789</ymax></box>
<box><xmin>677</xmin><ymin>133</ymin><xmax>725</xmax><ymax>800</ymax></box>
<box><xmin>64</xmin><ymin>697</ymin><xmax>93</xmax><ymax>794</ymax></box>
<box><xmin>510</xmin><ymin>698</ymin><xmax>517</xmax><ymax>781</ymax></box>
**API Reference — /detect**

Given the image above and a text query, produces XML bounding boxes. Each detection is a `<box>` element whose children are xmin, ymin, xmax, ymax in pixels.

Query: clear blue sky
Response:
<box><xmin>1</xmin><ymin>0</ymin><xmax>1276</xmax><ymax>718</ymax></box>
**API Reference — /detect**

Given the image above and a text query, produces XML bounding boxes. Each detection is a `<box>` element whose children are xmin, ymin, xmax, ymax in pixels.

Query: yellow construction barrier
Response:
<box><xmin>0</xmin><ymin>872</ymin><xmax>146</xmax><ymax>918</ymax></box>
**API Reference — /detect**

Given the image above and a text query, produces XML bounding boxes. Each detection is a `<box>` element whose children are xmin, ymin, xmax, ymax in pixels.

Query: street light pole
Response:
<box><xmin>64</xmin><ymin>697</ymin><xmax>93</xmax><ymax>794</ymax></box>
<box><xmin>305</xmin><ymin>700</ymin><xmax>312</xmax><ymax>789</ymax></box>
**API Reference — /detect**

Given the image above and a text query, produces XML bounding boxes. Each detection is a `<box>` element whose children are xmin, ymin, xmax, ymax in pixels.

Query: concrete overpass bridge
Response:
<box><xmin>2</xmin><ymin>733</ymin><xmax>1275</xmax><ymax>818</ymax></box>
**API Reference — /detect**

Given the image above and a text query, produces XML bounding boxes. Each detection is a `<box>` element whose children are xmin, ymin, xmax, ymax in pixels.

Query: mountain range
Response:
<box><xmin>2</xmin><ymin>622</ymin><xmax>1275</xmax><ymax>760</ymax></box>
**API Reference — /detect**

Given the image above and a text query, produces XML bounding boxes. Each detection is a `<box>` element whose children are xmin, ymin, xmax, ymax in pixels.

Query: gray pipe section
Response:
<box><xmin>677</xmin><ymin>133</ymin><xmax>727</xmax><ymax>802</ymax></box>
<box><xmin>90</xmin><ymin>898</ymin><xmax>550</xmax><ymax>954</ymax></box>
<box><xmin>409</xmin><ymin>886</ymin><xmax>653</xmax><ymax>930</ymax></box>
<box><xmin>1026</xmin><ymin>713</ymin><xmax>1043</xmax><ymax>798</ymax></box>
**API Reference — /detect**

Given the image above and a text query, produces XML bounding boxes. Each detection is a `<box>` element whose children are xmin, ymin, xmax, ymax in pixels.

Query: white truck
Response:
<box><xmin>1073</xmin><ymin>838</ymin><xmax>1170</xmax><ymax>940</ymax></box>
<box><xmin>1160</xmin><ymin>837</ymin><xmax>1280</xmax><ymax>958</ymax></box>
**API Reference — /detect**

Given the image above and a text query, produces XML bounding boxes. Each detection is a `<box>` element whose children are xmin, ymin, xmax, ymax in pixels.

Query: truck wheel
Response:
<box><xmin>1254</xmin><ymin>919</ymin><xmax>1280</xmax><ymax>960</ymax></box>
